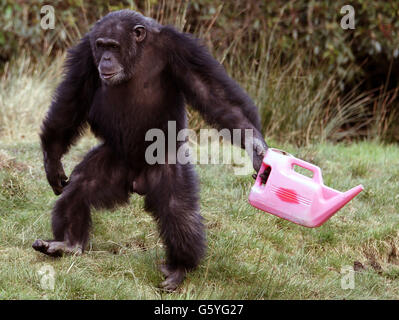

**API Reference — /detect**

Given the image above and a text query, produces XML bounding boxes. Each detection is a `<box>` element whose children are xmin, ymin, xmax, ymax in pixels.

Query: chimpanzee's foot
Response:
<box><xmin>159</xmin><ymin>264</ymin><xmax>186</xmax><ymax>292</ymax></box>
<box><xmin>32</xmin><ymin>239</ymin><xmax>83</xmax><ymax>257</ymax></box>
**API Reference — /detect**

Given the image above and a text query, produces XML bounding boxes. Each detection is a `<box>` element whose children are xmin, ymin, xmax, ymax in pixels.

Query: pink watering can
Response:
<box><xmin>248</xmin><ymin>148</ymin><xmax>363</xmax><ymax>228</ymax></box>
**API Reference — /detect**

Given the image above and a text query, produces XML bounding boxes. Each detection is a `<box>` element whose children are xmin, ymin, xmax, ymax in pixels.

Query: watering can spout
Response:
<box><xmin>343</xmin><ymin>184</ymin><xmax>364</xmax><ymax>202</ymax></box>
<box><xmin>324</xmin><ymin>184</ymin><xmax>364</xmax><ymax>215</ymax></box>
<box><xmin>313</xmin><ymin>184</ymin><xmax>364</xmax><ymax>227</ymax></box>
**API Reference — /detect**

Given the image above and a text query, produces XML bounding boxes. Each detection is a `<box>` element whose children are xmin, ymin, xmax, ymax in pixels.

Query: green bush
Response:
<box><xmin>1</xmin><ymin>1</ymin><xmax>398</xmax><ymax>82</ymax></box>
<box><xmin>1</xmin><ymin>0</ymin><xmax>398</xmax><ymax>141</ymax></box>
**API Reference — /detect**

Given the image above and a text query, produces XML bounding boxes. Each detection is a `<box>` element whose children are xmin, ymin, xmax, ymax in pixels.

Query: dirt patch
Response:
<box><xmin>388</xmin><ymin>242</ymin><xmax>399</xmax><ymax>265</ymax></box>
<box><xmin>0</xmin><ymin>150</ymin><xmax>28</xmax><ymax>172</ymax></box>
<box><xmin>363</xmin><ymin>248</ymin><xmax>383</xmax><ymax>274</ymax></box>
<box><xmin>127</xmin><ymin>239</ymin><xmax>148</xmax><ymax>252</ymax></box>
<box><xmin>357</xmin><ymin>238</ymin><xmax>399</xmax><ymax>274</ymax></box>
<box><xmin>103</xmin><ymin>238</ymin><xmax>150</xmax><ymax>255</ymax></box>
<box><xmin>353</xmin><ymin>261</ymin><xmax>365</xmax><ymax>272</ymax></box>
<box><xmin>370</xmin><ymin>260</ymin><xmax>383</xmax><ymax>273</ymax></box>
<box><xmin>207</xmin><ymin>220</ymin><xmax>222</xmax><ymax>230</ymax></box>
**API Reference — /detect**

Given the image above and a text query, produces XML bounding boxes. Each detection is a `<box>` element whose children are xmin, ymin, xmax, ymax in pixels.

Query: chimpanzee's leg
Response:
<box><xmin>33</xmin><ymin>144</ymin><xmax>132</xmax><ymax>256</ymax></box>
<box><xmin>144</xmin><ymin>162</ymin><xmax>206</xmax><ymax>291</ymax></box>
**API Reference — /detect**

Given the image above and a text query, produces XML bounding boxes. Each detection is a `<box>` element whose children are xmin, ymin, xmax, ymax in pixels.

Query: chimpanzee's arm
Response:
<box><xmin>40</xmin><ymin>35</ymin><xmax>99</xmax><ymax>195</ymax></box>
<box><xmin>161</xmin><ymin>26</ymin><xmax>268</xmax><ymax>172</ymax></box>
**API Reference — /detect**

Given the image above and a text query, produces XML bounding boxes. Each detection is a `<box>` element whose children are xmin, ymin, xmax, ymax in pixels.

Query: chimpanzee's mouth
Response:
<box><xmin>101</xmin><ymin>72</ymin><xmax>117</xmax><ymax>79</ymax></box>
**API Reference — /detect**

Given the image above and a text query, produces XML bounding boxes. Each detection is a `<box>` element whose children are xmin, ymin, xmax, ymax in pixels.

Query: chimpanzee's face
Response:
<box><xmin>91</xmin><ymin>20</ymin><xmax>147</xmax><ymax>86</ymax></box>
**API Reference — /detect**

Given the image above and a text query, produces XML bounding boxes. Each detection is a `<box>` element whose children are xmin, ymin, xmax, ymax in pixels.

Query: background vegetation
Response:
<box><xmin>0</xmin><ymin>0</ymin><xmax>398</xmax><ymax>300</ymax></box>
<box><xmin>1</xmin><ymin>0</ymin><xmax>399</xmax><ymax>143</ymax></box>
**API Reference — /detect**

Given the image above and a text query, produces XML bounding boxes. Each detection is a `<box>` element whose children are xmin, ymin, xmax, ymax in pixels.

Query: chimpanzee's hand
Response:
<box><xmin>252</xmin><ymin>138</ymin><xmax>267</xmax><ymax>173</ymax></box>
<box><xmin>44</xmin><ymin>158</ymin><xmax>68</xmax><ymax>195</ymax></box>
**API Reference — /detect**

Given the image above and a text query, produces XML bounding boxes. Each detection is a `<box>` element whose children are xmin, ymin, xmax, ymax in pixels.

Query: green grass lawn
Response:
<box><xmin>0</xmin><ymin>138</ymin><xmax>398</xmax><ymax>299</ymax></box>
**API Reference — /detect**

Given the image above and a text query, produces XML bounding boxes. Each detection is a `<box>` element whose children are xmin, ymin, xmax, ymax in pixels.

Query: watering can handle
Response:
<box><xmin>290</xmin><ymin>158</ymin><xmax>323</xmax><ymax>184</ymax></box>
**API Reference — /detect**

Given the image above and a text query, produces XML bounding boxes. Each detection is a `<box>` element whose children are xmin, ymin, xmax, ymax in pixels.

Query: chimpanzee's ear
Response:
<box><xmin>134</xmin><ymin>25</ymin><xmax>146</xmax><ymax>42</ymax></box>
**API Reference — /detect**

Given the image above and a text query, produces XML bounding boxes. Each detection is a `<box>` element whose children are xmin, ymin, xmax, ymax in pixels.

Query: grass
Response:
<box><xmin>0</xmin><ymin>137</ymin><xmax>398</xmax><ymax>299</ymax></box>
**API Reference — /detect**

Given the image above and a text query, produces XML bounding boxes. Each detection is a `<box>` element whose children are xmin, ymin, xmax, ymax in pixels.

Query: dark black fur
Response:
<box><xmin>33</xmin><ymin>10</ymin><xmax>268</xmax><ymax>291</ymax></box>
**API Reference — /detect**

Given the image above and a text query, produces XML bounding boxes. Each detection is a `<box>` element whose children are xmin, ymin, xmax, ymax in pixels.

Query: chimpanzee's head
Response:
<box><xmin>90</xmin><ymin>10</ymin><xmax>159</xmax><ymax>86</ymax></box>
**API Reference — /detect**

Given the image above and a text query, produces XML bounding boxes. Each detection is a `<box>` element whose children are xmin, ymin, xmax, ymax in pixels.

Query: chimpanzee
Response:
<box><xmin>32</xmin><ymin>9</ymin><xmax>268</xmax><ymax>291</ymax></box>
